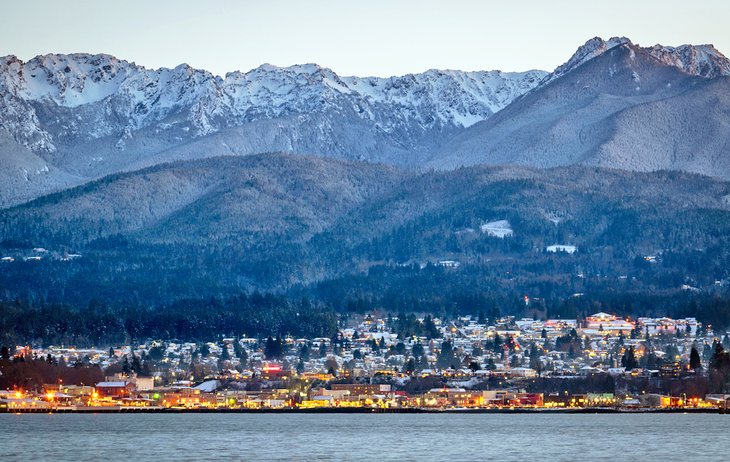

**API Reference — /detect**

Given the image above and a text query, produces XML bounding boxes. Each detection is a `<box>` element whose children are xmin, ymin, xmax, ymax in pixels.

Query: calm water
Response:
<box><xmin>1</xmin><ymin>413</ymin><xmax>728</xmax><ymax>461</ymax></box>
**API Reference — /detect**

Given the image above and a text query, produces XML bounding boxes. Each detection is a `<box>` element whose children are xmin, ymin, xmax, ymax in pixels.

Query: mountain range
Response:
<box><xmin>3</xmin><ymin>36</ymin><xmax>730</xmax><ymax>207</ymax></box>
<box><xmin>0</xmin><ymin>53</ymin><xmax>544</xmax><ymax>206</ymax></box>
<box><xmin>1</xmin><ymin>36</ymin><xmax>729</xmax><ymax>312</ymax></box>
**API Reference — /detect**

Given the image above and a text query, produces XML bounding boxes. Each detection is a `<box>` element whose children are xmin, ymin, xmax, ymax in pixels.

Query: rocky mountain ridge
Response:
<box><xmin>0</xmin><ymin>53</ymin><xmax>545</xmax><ymax>152</ymax></box>
<box><xmin>429</xmin><ymin>37</ymin><xmax>730</xmax><ymax>176</ymax></box>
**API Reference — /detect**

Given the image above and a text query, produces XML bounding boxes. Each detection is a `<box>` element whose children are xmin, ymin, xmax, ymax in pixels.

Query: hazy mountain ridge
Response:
<box><xmin>0</xmin><ymin>154</ymin><xmax>406</xmax><ymax>246</ymax></box>
<box><xmin>1</xmin><ymin>154</ymin><xmax>729</xmax><ymax>304</ymax></box>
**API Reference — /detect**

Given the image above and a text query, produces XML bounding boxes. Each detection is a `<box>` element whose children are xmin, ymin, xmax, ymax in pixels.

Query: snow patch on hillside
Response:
<box><xmin>547</xmin><ymin>244</ymin><xmax>577</xmax><ymax>254</ymax></box>
<box><xmin>480</xmin><ymin>219</ymin><xmax>513</xmax><ymax>238</ymax></box>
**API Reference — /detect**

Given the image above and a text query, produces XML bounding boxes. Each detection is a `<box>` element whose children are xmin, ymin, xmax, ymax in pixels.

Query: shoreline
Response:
<box><xmin>3</xmin><ymin>406</ymin><xmax>725</xmax><ymax>415</ymax></box>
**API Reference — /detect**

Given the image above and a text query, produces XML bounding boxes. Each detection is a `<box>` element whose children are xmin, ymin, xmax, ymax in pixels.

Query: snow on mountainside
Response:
<box><xmin>542</xmin><ymin>36</ymin><xmax>633</xmax><ymax>85</ymax></box>
<box><xmin>541</xmin><ymin>36</ymin><xmax>730</xmax><ymax>85</ymax></box>
<box><xmin>342</xmin><ymin>69</ymin><xmax>545</xmax><ymax>127</ymax></box>
<box><xmin>0</xmin><ymin>54</ymin><xmax>546</xmax><ymax>155</ymax></box>
<box><xmin>2</xmin><ymin>36</ymin><xmax>729</xmax><ymax>207</ymax></box>
<box><xmin>0</xmin><ymin>54</ymin><xmax>546</xmax><ymax>205</ymax></box>
<box><xmin>647</xmin><ymin>43</ymin><xmax>730</xmax><ymax>78</ymax></box>
<box><xmin>428</xmin><ymin>37</ymin><xmax>730</xmax><ymax>178</ymax></box>
<box><xmin>0</xmin><ymin>133</ymin><xmax>81</xmax><ymax>207</ymax></box>
<box><xmin>0</xmin><ymin>54</ymin><xmax>222</xmax><ymax>150</ymax></box>
<box><xmin>14</xmin><ymin>53</ymin><xmax>133</xmax><ymax>107</ymax></box>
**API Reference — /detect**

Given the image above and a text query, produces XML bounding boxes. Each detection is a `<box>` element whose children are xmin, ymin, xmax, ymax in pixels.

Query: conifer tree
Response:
<box><xmin>690</xmin><ymin>346</ymin><xmax>702</xmax><ymax>372</ymax></box>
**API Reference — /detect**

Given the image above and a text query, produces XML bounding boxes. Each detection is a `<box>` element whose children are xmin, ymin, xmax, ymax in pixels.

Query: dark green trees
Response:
<box><xmin>264</xmin><ymin>336</ymin><xmax>284</xmax><ymax>360</ymax></box>
<box><xmin>709</xmin><ymin>343</ymin><xmax>730</xmax><ymax>393</ymax></box>
<box><xmin>621</xmin><ymin>346</ymin><xmax>638</xmax><ymax>370</ymax></box>
<box><xmin>436</xmin><ymin>340</ymin><xmax>460</xmax><ymax>370</ymax></box>
<box><xmin>403</xmin><ymin>358</ymin><xmax>416</xmax><ymax>374</ymax></box>
<box><xmin>689</xmin><ymin>346</ymin><xmax>702</xmax><ymax>372</ymax></box>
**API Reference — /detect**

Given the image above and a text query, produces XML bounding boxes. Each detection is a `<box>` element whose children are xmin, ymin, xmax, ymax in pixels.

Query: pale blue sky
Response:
<box><xmin>2</xmin><ymin>0</ymin><xmax>727</xmax><ymax>76</ymax></box>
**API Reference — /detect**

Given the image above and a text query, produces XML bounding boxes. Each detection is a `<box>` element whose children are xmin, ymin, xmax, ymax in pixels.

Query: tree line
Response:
<box><xmin>0</xmin><ymin>293</ymin><xmax>337</xmax><ymax>347</ymax></box>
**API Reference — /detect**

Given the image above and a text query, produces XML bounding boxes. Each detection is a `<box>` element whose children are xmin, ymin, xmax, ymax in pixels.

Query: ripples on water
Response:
<box><xmin>1</xmin><ymin>413</ymin><xmax>728</xmax><ymax>461</ymax></box>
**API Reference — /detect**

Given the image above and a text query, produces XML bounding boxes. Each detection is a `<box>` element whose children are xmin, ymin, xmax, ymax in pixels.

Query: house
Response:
<box><xmin>95</xmin><ymin>381</ymin><xmax>135</xmax><ymax>398</ymax></box>
<box><xmin>659</xmin><ymin>362</ymin><xmax>681</xmax><ymax>378</ymax></box>
<box><xmin>583</xmin><ymin>312</ymin><xmax>634</xmax><ymax>334</ymax></box>
<box><xmin>436</xmin><ymin>260</ymin><xmax>460</xmax><ymax>268</ymax></box>
<box><xmin>509</xmin><ymin>367</ymin><xmax>538</xmax><ymax>378</ymax></box>
<box><xmin>515</xmin><ymin>393</ymin><xmax>543</xmax><ymax>406</ymax></box>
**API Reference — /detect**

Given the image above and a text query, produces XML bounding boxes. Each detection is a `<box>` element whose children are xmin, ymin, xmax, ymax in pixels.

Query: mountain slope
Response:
<box><xmin>0</xmin><ymin>132</ymin><xmax>81</xmax><ymax>207</ymax></box>
<box><xmin>1</xmin><ymin>154</ymin><xmax>728</xmax><ymax>303</ymax></box>
<box><xmin>0</xmin><ymin>154</ymin><xmax>406</xmax><ymax>246</ymax></box>
<box><xmin>428</xmin><ymin>38</ymin><xmax>730</xmax><ymax>178</ymax></box>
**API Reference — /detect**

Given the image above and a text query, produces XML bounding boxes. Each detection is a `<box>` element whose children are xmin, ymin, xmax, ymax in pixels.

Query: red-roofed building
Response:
<box><xmin>95</xmin><ymin>381</ymin><xmax>135</xmax><ymax>398</ymax></box>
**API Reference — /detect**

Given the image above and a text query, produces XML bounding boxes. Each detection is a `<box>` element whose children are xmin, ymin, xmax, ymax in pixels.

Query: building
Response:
<box><xmin>330</xmin><ymin>384</ymin><xmax>391</xmax><ymax>397</ymax></box>
<box><xmin>134</xmin><ymin>376</ymin><xmax>155</xmax><ymax>391</ymax></box>
<box><xmin>509</xmin><ymin>367</ymin><xmax>538</xmax><ymax>378</ymax></box>
<box><xmin>448</xmin><ymin>390</ymin><xmax>484</xmax><ymax>407</ymax></box>
<box><xmin>95</xmin><ymin>381</ymin><xmax>135</xmax><ymax>398</ymax></box>
<box><xmin>659</xmin><ymin>362</ymin><xmax>681</xmax><ymax>378</ymax></box>
<box><xmin>583</xmin><ymin>312</ymin><xmax>634</xmax><ymax>335</ymax></box>
<box><xmin>515</xmin><ymin>393</ymin><xmax>544</xmax><ymax>407</ymax></box>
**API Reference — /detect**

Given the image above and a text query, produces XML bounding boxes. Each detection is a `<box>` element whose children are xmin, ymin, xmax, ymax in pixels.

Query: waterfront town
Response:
<box><xmin>2</xmin><ymin>311</ymin><xmax>730</xmax><ymax>413</ymax></box>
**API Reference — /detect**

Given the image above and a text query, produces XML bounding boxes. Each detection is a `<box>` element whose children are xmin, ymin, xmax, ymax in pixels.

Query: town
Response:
<box><xmin>2</xmin><ymin>311</ymin><xmax>730</xmax><ymax>413</ymax></box>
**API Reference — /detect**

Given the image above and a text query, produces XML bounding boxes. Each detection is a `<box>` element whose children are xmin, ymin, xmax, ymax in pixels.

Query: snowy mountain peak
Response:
<box><xmin>543</xmin><ymin>36</ymin><xmax>632</xmax><ymax>84</ymax></box>
<box><xmin>574</xmin><ymin>36</ymin><xmax>632</xmax><ymax>61</ymax></box>
<box><xmin>235</xmin><ymin>63</ymin><xmax>348</xmax><ymax>88</ymax></box>
<box><xmin>9</xmin><ymin>53</ymin><xmax>135</xmax><ymax>107</ymax></box>
<box><xmin>251</xmin><ymin>62</ymin><xmax>327</xmax><ymax>74</ymax></box>
<box><xmin>543</xmin><ymin>37</ymin><xmax>730</xmax><ymax>86</ymax></box>
<box><xmin>646</xmin><ymin>43</ymin><xmax>730</xmax><ymax>78</ymax></box>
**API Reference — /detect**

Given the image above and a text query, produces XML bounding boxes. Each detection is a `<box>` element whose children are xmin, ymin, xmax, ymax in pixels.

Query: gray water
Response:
<box><xmin>1</xmin><ymin>413</ymin><xmax>728</xmax><ymax>461</ymax></box>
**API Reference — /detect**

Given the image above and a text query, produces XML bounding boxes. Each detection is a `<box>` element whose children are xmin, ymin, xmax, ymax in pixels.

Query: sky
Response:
<box><xmin>1</xmin><ymin>0</ymin><xmax>728</xmax><ymax>77</ymax></box>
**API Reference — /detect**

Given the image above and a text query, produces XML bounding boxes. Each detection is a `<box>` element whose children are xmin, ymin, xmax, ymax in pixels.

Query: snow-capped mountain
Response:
<box><xmin>541</xmin><ymin>36</ymin><xmax>633</xmax><ymax>85</ymax></box>
<box><xmin>1</xmin><ymin>36</ymin><xmax>730</xmax><ymax>208</ymax></box>
<box><xmin>0</xmin><ymin>54</ymin><xmax>546</xmax><ymax>206</ymax></box>
<box><xmin>646</xmin><ymin>43</ymin><xmax>730</xmax><ymax>78</ymax></box>
<box><xmin>0</xmin><ymin>54</ymin><xmax>222</xmax><ymax>146</ymax></box>
<box><xmin>0</xmin><ymin>54</ymin><xmax>545</xmax><ymax>204</ymax></box>
<box><xmin>541</xmin><ymin>36</ymin><xmax>730</xmax><ymax>85</ymax></box>
<box><xmin>0</xmin><ymin>54</ymin><xmax>544</xmax><ymax>153</ymax></box>
<box><xmin>341</xmin><ymin>69</ymin><xmax>545</xmax><ymax>127</ymax></box>
<box><xmin>429</xmin><ymin>37</ymin><xmax>730</xmax><ymax>177</ymax></box>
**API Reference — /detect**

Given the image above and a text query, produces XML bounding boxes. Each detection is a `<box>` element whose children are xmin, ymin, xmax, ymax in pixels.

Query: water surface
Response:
<box><xmin>1</xmin><ymin>413</ymin><xmax>728</xmax><ymax>461</ymax></box>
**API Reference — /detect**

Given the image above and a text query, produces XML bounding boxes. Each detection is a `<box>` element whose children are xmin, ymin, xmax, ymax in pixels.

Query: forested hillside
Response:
<box><xmin>1</xmin><ymin>154</ymin><xmax>728</xmax><ymax>320</ymax></box>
